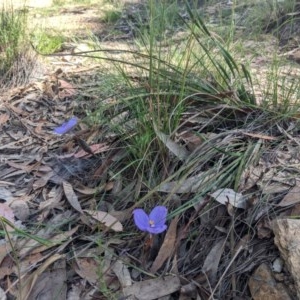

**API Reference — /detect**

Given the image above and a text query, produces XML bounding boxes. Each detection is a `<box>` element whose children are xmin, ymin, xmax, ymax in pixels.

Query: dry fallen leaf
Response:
<box><xmin>278</xmin><ymin>186</ymin><xmax>300</xmax><ymax>207</ymax></box>
<box><xmin>58</xmin><ymin>79</ymin><xmax>77</xmax><ymax>98</ymax></box>
<box><xmin>63</xmin><ymin>181</ymin><xmax>83</xmax><ymax>213</ymax></box>
<box><xmin>0</xmin><ymin>113</ymin><xmax>9</xmax><ymax>126</ymax></box>
<box><xmin>202</xmin><ymin>238</ymin><xmax>226</xmax><ymax>286</ymax></box>
<box><xmin>210</xmin><ymin>188</ymin><xmax>247</xmax><ymax>209</ymax></box>
<box><xmin>123</xmin><ymin>275</ymin><xmax>181</xmax><ymax>300</ymax></box>
<box><xmin>0</xmin><ymin>255</ymin><xmax>15</xmax><ymax>280</ymax></box>
<box><xmin>112</xmin><ymin>259</ymin><xmax>132</xmax><ymax>288</ymax></box>
<box><xmin>153</xmin><ymin>123</ymin><xmax>190</xmax><ymax>161</ymax></box>
<box><xmin>25</xmin><ymin>259</ymin><xmax>67</xmax><ymax>300</ymax></box>
<box><xmin>150</xmin><ymin>216</ymin><xmax>178</xmax><ymax>273</ymax></box>
<box><xmin>0</xmin><ymin>203</ymin><xmax>15</xmax><ymax>223</ymax></box>
<box><xmin>74</xmin><ymin>185</ymin><xmax>97</xmax><ymax>195</ymax></box>
<box><xmin>33</xmin><ymin>171</ymin><xmax>54</xmax><ymax>190</ymax></box>
<box><xmin>16</xmin><ymin>254</ymin><xmax>64</xmax><ymax>300</ymax></box>
<box><xmin>74</xmin><ymin>143</ymin><xmax>109</xmax><ymax>158</ymax></box>
<box><xmin>74</xmin><ymin>257</ymin><xmax>99</xmax><ymax>285</ymax></box>
<box><xmin>39</xmin><ymin>186</ymin><xmax>64</xmax><ymax>211</ymax></box>
<box><xmin>84</xmin><ymin>210</ymin><xmax>123</xmax><ymax>232</ymax></box>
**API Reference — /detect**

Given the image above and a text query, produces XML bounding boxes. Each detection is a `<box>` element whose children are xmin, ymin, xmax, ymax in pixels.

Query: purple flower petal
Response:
<box><xmin>53</xmin><ymin>117</ymin><xmax>78</xmax><ymax>135</ymax></box>
<box><xmin>133</xmin><ymin>206</ymin><xmax>168</xmax><ymax>234</ymax></box>
<box><xmin>133</xmin><ymin>209</ymin><xmax>149</xmax><ymax>231</ymax></box>
<box><xmin>147</xmin><ymin>224</ymin><xmax>167</xmax><ymax>234</ymax></box>
<box><xmin>149</xmin><ymin>206</ymin><xmax>168</xmax><ymax>227</ymax></box>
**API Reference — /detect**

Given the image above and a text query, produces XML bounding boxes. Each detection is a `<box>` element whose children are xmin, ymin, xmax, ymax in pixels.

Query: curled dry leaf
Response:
<box><xmin>63</xmin><ymin>181</ymin><xmax>83</xmax><ymax>214</ymax></box>
<box><xmin>74</xmin><ymin>186</ymin><xmax>97</xmax><ymax>195</ymax></box>
<box><xmin>210</xmin><ymin>188</ymin><xmax>247</xmax><ymax>209</ymax></box>
<box><xmin>84</xmin><ymin>210</ymin><xmax>123</xmax><ymax>232</ymax></box>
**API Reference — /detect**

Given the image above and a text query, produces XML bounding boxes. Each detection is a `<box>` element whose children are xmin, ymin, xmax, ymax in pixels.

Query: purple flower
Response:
<box><xmin>53</xmin><ymin>117</ymin><xmax>78</xmax><ymax>135</ymax></box>
<box><xmin>133</xmin><ymin>206</ymin><xmax>168</xmax><ymax>234</ymax></box>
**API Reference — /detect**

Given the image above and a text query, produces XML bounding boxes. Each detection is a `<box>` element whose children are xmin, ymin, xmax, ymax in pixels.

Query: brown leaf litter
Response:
<box><xmin>0</xmin><ymin>68</ymin><xmax>118</xmax><ymax>298</ymax></box>
<box><xmin>2</xmin><ymin>2</ymin><xmax>300</xmax><ymax>299</ymax></box>
<box><xmin>1</xmin><ymin>73</ymin><xmax>300</xmax><ymax>299</ymax></box>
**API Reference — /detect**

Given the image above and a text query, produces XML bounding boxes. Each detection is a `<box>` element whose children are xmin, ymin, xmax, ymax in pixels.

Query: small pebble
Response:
<box><xmin>272</xmin><ymin>257</ymin><xmax>284</xmax><ymax>273</ymax></box>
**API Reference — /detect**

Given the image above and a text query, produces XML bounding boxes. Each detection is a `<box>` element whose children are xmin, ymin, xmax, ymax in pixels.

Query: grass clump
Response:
<box><xmin>30</xmin><ymin>30</ymin><xmax>65</xmax><ymax>54</ymax></box>
<box><xmin>102</xmin><ymin>8</ymin><xmax>122</xmax><ymax>24</ymax></box>
<box><xmin>76</xmin><ymin>1</ymin><xmax>300</xmax><ymax>214</ymax></box>
<box><xmin>60</xmin><ymin>0</ymin><xmax>300</xmax><ymax>212</ymax></box>
<box><xmin>82</xmin><ymin>1</ymin><xmax>258</xmax><ymax>192</ymax></box>
<box><xmin>100</xmin><ymin>1</ymin><xmax>124</xmax><ymax>24</ymax></box>
<box><xmin>230</xmin><ymin>0</ymin><xmax>297</xmax><ymax>36</ymax></box>
<box><xmin>0</xmin><ymin>4</ymin><xmax>27</xmax><ymax>77</ymax></box>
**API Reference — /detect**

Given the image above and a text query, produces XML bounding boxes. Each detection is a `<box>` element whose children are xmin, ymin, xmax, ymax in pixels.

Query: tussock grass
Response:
<box><xmin>79</xmin><ymin>0</ymin><xmax>300</xmax><ymax>203</ymax></box>
<box><xmin>242</xmin><ymin>0</ymin><xmax>297</xmax><ymax>34</ymax></box>
<box><xmin>75</xmin><ymin>2</ymin><xmax>300</xmax><ymax>296</ymax></box>
<box><xmin>30</xmin><ymin>30</ymin><xmax>65</xmax><ymax>54</ymax></box>
<box><xmin>0</xmin><ymin>2</ymin><xmax>28</xmax><ymax>81</ymax></box>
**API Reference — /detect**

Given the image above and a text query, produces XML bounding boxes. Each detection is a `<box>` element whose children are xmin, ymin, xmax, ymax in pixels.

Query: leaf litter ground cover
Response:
<box><xmin>2</xmin><ymin>1</ymin><xmax>300</xmax><ymax>300</ymax></box>
<box><xmin>1</xmin><ymin>64</ymin><xmax>300</xmax><ymax>300</ymax></box>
